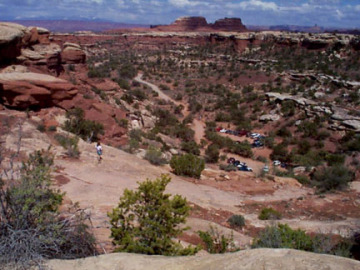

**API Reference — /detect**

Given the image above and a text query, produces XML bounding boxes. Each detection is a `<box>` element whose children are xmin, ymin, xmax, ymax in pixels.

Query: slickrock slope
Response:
<box><xmin>0</xmin><ymin>72</ymin><xmax>77</xmax><ymax>109</ymax></box>
<box><xmin>47</xmin><ymin>249</ymin><xmax>360</xmax><ymax>270</ymax></box>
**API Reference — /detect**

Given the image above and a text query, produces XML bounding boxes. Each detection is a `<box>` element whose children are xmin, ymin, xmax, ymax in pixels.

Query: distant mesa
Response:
<box><xmin>151</xmin><ymin>16</ymin><xmax>247</xmax><ymax>32</ymax></box>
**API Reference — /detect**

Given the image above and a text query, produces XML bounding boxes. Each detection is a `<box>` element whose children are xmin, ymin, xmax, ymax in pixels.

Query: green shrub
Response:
<box><xmin>219</xmin><ymin>164</ymin><xmax>237</xmax><ymax>172</ymax></box>
<box><xmin>144</xmin><ymin>146</ymin><xmax>167</xmax><ymax>165</ymax></box>
<box><xmin>231</xmin><ymin>141</ymin><xmax>253</xmax><ymax>158</ymax></box>
<box><xmin>198</xmin><ymin>226</ymin><xmax>238</xmax><ymax>254</ymax></box>
<box><xmin>312</xmin><ymin>165</ymin><xmax>353</xmax><ymax>193</ymax></box>
<box><xmin>181</xmin><ymin>141</ymin><xmax>200</xmax><ymax>156</ymax></box>
<box><xmin>228</xmin><ymin>215</ymin><xmax>245</xmax><ymax>229</ymax></box>
<box><xmin>170</xmin><ymin>154</ymin><xmax>205</xmax><ymax>179</ymax></box>
<box><xmin>0</xmin><ymin>150</ymin><xmax>96</xmax><ymax>268</ymax></box>
<box><xmin>48</xmin><ymin>125</ymin><xmax>57</xmax><ymax>132</ymax></box>
<box><xmin>205</xmin><ymin>144</ymin><xmax>220</xmax><ymax>163</ymax></box>
<box><xmin>36</xmin><ymin>124</ymin><xmax>46</xmax><ymax>132</ymax></box>
<box><xmin>252</xmin><ymin>224</ymin><xmax>313</xmax><ymax>251</ymax></box>
<box><xmin>63</xmin><ymin>107</ymin><xmax>104</xmax><ymax>142</ymax></box>
<box><xmin>55</xmin><ymin>134</ymin><xmax>80</xmax><ymax>158</ymax></box>
<box><xmin>108</xmin><ymin>175</ymin><xmax>198</xmax><ymax>255</ymax></box>
<box><xmin>258</xmin><ymin>207</ymin><xmax>282</xmax><ymax>220</ymax></box>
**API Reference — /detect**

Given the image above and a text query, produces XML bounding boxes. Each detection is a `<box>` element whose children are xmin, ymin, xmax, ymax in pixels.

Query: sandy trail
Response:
<box><xmin>135</xmin><ymin>73</ymin><xmax>205</xmax><ymax>144</ymax></box>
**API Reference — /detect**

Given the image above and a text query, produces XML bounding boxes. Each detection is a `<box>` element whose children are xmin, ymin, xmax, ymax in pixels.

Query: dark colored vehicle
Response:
<box><xmin>252</xmin><ymin>140</ymin><xmax>264</xmax><ymax>148</ymax></box>
<box><xmin>233</xmin><ymin>160</ymin><xmax>241</xmax><ymax>166</ymax></box>
<box><xmin>238</xmin><ymin>165</ymin><xmax>253</xmax><ymax>172</ymax></box>
<box><xmin>238</xmin><ymin>130</ymin><xmax>249</xmax><ymax>136</ymax></box>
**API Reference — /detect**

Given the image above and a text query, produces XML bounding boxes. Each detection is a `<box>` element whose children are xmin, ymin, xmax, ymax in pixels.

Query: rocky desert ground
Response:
<box><xmin>1</xmin><ymin>17</ymin><xmax>360</xmax><ymax>268</ymax></box>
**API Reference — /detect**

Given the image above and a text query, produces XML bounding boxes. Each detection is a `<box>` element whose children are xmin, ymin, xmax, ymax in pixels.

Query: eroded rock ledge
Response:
<box><xmin>47</xmin><ymin>248</ymin><xmax>360</xmax><ymax>270</ymax></box>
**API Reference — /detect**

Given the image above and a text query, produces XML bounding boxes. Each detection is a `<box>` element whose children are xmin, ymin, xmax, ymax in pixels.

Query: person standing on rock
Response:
<box><xmin>96</xmin><ymin>142</ymin><xmax>103</xmax><ymax>162</ymax></box>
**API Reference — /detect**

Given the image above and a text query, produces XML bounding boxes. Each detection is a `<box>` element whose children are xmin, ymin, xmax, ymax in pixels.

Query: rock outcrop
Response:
<box><xmin>0</xmin><ymin>22</ymin><xmax>26</xmax><ymax>62</ymax></box>
<box><xmin>0</xmin><ymin>72</ymin><xmax>77</xmax><ymax>109</ymax></box>
<box><xmin>152</xmin><ymin>16</ymin><xmax>247</xmax><ymax>32</ymax></box>
<box><xmin>172</xmin><ymin>16</ymin><xmax>208</xmax><ymax>30</ymax></box>
<box><xmin>61</xmin><ymin>42</ymin><xmax>86</xmax><ymax>64</ymax></box>
<box><xmin>47</xmin><ymin>249</ymin><xmax>360</xmax><ymax>270</ymax></box>
<box><xmin>213</xmin><ymin>18</ymin><xmax>247</xmax><ymax>32</ymax></box>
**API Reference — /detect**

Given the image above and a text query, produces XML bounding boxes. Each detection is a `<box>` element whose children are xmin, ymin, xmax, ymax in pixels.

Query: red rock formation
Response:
<box><xmin>0</xmin><ymin>22</ymin><xmax>26</xmax><ymax>62</ymax></box>
<box><xmin>61</xmin><ymin>42</ymin><xmax>86</xmax><ymax>64</ymax></box>
<box><xmin>152</xmin><ymin>16</ymin><xmax>247</xmax><ymax>32</ymax></box>
<box><xmin>213</xmin><ymin>18</ymin><xmax>247</xmax><ymax>31</ymax></box>
<box><xmin>172</xmin><ymin>16</ymin><xmax>208</xmax><ymax>30</ymax></box>
<box><xmin>0</xmin><ymin>72</ymin><xmax>77</xmax><ymax>110</ymax></box>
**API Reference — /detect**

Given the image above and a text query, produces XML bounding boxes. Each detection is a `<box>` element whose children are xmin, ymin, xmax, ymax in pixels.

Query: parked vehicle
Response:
<box><xmin>252</xmin><ymin>140</ymin><xmax>264</xmax><ymax>148</ymax></box>
<box><xmin>273</xmin><ymin>160</ymin><xmax>281</xmax><ymax>166</ymax></box>
<box><xmin>238</xmin><ymin>165</ymin><xmax>253</xmax><ymax>172</ymax></box>
<box><xmin>263</xmin><ymin>165</ymin><xmax>269</xmax><ymax>172</ymax></box>
<box><xmin>227</xmin><ymin>157</ymin><xmax>236</xmax><ymax>164</ymax></box>
<box><xmin>237</xmin><ymin>130</ymin><xmax>249</xmax><ymax>137</ymax></box>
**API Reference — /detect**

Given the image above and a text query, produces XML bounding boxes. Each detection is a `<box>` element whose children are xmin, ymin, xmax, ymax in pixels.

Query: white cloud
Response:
<box><xmin>168</xmin><ymin>0</ymin><xmax>201</xmax><ymax>8</ymax></box>
<box><xmin>228</xmin><ymin>0</ymin><xmax>278</xmax><ymax>11</ymax></box>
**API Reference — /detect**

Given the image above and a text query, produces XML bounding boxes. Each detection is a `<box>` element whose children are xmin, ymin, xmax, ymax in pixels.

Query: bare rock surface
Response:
<box><xmin>47</xmin><ymin>248</ymin><xmax>360</xmax><ymax>270</ymax></box>
<box><xmin>0</xmin><ymin>72</ymin><xmax>77</xmax><ymax>109</ymax></box>
<box><xmin>61</xmin><ymin>42</ymin><xmax>86</xmax><ymax>64</ymax></box>
<box><xmin>0</xmin><ymin>22</ymin><xmax>26</xmax><ymax>61</ymax></box>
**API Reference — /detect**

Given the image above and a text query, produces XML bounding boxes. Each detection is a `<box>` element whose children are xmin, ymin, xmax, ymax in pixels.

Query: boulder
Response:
<box><xmin>342</xmin><ymin>120</ymin><xmax>360</xmax><ymax>132</ymax></box>
<box><xmin>0</xmin><ymin>72</ymin><xmax>77</xmax><ymax>109</ymax></box>
<box><xmin>259</xmin><ymin>114</ymin><xmax>280</xmax><ymax>122</ymax></box>
<box><xmin>61</xmin><ymin>43</ymin><xmax>86</xmax><ymax>64</ymax></box>
<box><xmin>0</xmin><ymin>22</ymin><xmax>26</xmax><ymax>62</ymax></box>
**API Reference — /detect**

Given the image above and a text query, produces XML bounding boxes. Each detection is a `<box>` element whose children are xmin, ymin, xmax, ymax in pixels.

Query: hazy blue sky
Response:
<box><xmin>1</xmin><ymin>0</ymin><xmax>360</xmax><ymax>28</ymax></box>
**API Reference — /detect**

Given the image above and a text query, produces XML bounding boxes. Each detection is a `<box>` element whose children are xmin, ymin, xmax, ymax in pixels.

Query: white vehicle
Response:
<box><xmin>250</xmin><ymin>133</ymin><xmax>261</xmax><ymax>138</ymax></box>
<box><xmin>220</xmin><ymin>128</ymin><xmax>227</xmax><ymax>133</ymax></box>
<box><xmin>263</xmin><ymin>165</ymin><xmax>269</xmax><ymax>172</ymax></box>
<box><xmin>273</xmin><ymin>160</ymin><xmax>281</xmax><ymax>166</ymax></box>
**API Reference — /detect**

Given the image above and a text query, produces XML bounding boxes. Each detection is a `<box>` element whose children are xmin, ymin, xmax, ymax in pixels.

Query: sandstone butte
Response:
<box><xmin>47</xmin><ymin>249</ymin><xmax>360</xmax><ymax>270</ymax></box>
<box><xmin>152</xmin><ymin>16</ymin><xmax>247</xmax><ymax>32</ymax></box>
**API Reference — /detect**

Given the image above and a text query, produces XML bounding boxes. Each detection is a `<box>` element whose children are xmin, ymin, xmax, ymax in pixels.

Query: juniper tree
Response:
<box><xmin>108</xmin><ymin>174</ymin><xmax>198</xmax><ymax>255</ymax></box>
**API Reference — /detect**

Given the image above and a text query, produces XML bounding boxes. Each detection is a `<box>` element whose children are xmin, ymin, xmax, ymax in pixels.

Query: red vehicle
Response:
<box><xmin>237</xmin><ymin>130</ymin><xmax>249</xmax><ymax>137</ymax></box>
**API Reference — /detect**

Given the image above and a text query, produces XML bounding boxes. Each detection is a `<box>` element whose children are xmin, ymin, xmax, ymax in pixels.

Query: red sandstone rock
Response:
<box><xmin>213</xmin><ymin>18</ymin><xmax>247</xmax><ymax>31</ymax></box>
<box><xmin>0</xmin><ymin>22</ymin><xmax>26</xmax><ymax>62</ymax></box>
<box><xmin>61</xmin><ymin>42</ymin><xmax>86</xmax><ymax>64</ymax></box>
<box><xmin>0</xmin><ymin>72</ymin><xmax>77</xmax><ymax>109</ymax></box>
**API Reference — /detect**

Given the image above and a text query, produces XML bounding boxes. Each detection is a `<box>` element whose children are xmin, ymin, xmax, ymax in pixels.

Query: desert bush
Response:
<box><xmin>228</xmin><ymin>215</ymin><xmax>245</xmax><ymax>229</ymax></box>
<box><xmin>36</xmin><ymin>124</ymin><xmax>46</xmax><ymax>132</ymax></box>
<box><xmin>205</xmin><ymin>144</ymin><xmax>220</xmax><ymax>163</ymax></box>
<box><xmin>231</xmin><ymin>141</ymin><xmax>253</xmax><ymax>158</ymax></box>
<box><xmin>281</xmin><ymin>100</ymin><xmax>296</xmax><ymax>116</ymax></box>
<box><xmin>252</xmin><ymin>224</ymin><xmax>313</xmax><ymax>251</ymax></box>
<box><xmin>48</xmin><ymin>125</ymin><xmax>57</xmax><ymax>132</ymax></box>
<box><xmin>325</xmin><ymin>153</ymin><xmax>345</xmax><ymax>166</ymax></box>
<box><xmin>63</xmin><ymin>107</ymin><xmax>104</xmax><ymax>142</ymax></box>
<box><xmin>55</xmin><ymin>134</ymin><xmax>80</xmax><ymax>158</ymax></box>
<box><xmin>270</xmin><ymin>143</ymin><xmax>290</xmax><ymax>162</ymax></box>
<box><xmin>144</xmin><ymin>146</ymin><xmax>167</xmax><ymax>165</ymax></box>
<box><xmin>170</xmin><ymin>154</ymin><xmax>205</xmax><ymax>179</ymax></box>
<box><xmin>258</xmin><ymin>207</ymin><xmax>282</xmax><ymax>220</ymax></box>
<box><xmin>198</xmin><ymin>226</ymin><xmax>238</xmax><ymax>254</ymax></box>
<box><xmin>312</xmin><ymin>165</ymin><xmax>353</xmax><ymax>193</ymax></box>
<box><xmin>181</xmin><ymin>141</ymin><xmax>200</xmax><ymax>156</ymax></box>
<box><xmin>108</xmin><ymin>174</ymin><xmax>198</xmax><ymax>255</ymax></box>
<box><xmin>0</xmin><ymin>150</ymin><xmax>96</xmax><ymax>269</ymax></box>
<box><xmin>219</xmin><ymin>164</ymin><xmax>237</xmax><ymax>172</ymax></box>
